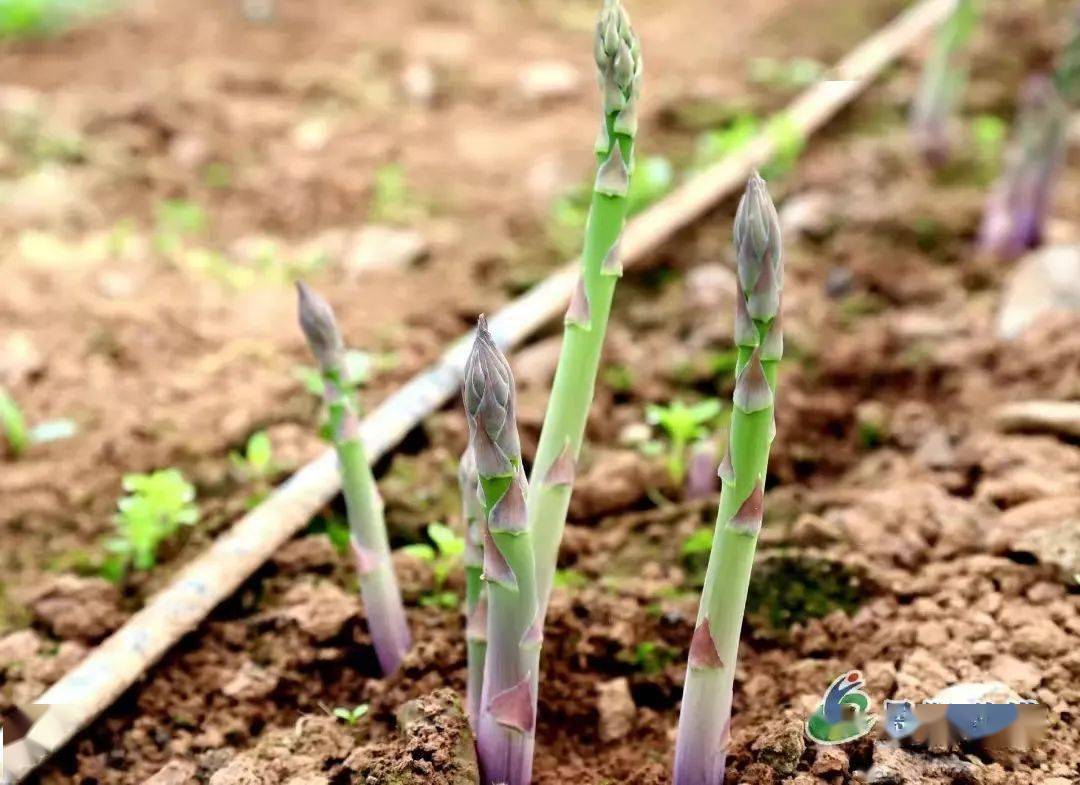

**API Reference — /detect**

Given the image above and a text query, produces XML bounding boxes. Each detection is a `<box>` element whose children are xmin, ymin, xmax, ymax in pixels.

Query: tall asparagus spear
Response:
<box><xmin>463</xmin><ymin>317</ymin><xmax>538</xmax><ymax>785</ymax></box>
<box><xmin>296</xmin><ymin>282</ymin><xmax>411</xmax><ymax>675</ymax></box>
<box><xmin>673</xmin><ymin>173</ymin><xmax>783</xmax><ymax>785</ymax></box>
<box><xmin>458</xmin><ymin>447</ymin><xmax>487</xmax><ymax>727</ymax></box>
<box><xmin>529</xmin><ymin>0</ymin><xmax>642</xmax><ymax>614</ymax></box>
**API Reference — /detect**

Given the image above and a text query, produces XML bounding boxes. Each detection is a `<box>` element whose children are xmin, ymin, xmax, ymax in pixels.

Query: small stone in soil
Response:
<box><xmin>596</xmin><ymin>677</ymin><xmax>636</xmax><ymax>742</ymax></box>
<box><xmin>752</xmin><ymin>719</ymin><xmax>806</xmax><ymax>776</ymax></box>
<box><xmin>143</xmin><ymin>759</ymin><xmax>197</xmax><ymax>785</ymax></box>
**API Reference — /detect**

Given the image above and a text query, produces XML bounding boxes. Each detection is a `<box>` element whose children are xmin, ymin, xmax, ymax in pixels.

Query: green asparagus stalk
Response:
<box><xmin>459</xmin><ymin>447</ymin><xmax>488</xmax><ymax>728</ymax></box>
<box><xmin>673</xmin><ymin>172</ymin><xmax>783</xmax><ymax>785</ymax></box>
<box><xmin>296</xmin><ymin>282</ymin><xmax>411</xmax><ymax>675</ymax></box>
<box><xmin>463</xmin><ymin>317</ymin><xmax>538</xmax><ymax>785</ymax></box>
<box><xmin>909</xmin><ymin>0</ymin><xmax>979</xmax><ymax>166</ymax></box>
<box><xmin>529</xmin><ymin>0</ymin><xmax>642</xmax><ymax>614</ymax></box>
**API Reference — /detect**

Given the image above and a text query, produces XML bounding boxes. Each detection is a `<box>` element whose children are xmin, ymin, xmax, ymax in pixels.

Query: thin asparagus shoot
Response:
<box><xmin>464</xmin><ymin>317</ymin><xmax>538</xmax><ymax>785</ymax></box>
<box><xmin>673</xmin><ymin>172</ymin><xmax>784</xmax><ymax>785</ymax></box>
<box><xmin>529</xmin><ymin>0</ymin><xmax>643</xmax><ymax>615</ymax></box>
<box><xmin>909</xmin><ymin>0</ymin><xmax>979</xmax><ymax>166</ymax></box>
<box><xmin>296</xmin><ymin>282</ymin><xmax>411</xmax><ymax>675</ymax></box>
<box><xmin>977</xmin><ymin>75</ymin><xmax>1067</xmax><ymax>260</ymax></box>
<box><xmin>459</xmin><ymin>446</ymin><xmax>487</xmax><ymax>728</ymax></box>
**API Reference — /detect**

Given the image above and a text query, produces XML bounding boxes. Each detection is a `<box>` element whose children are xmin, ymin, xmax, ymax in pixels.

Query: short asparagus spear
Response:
<box><xmin>909</xmin><ymin>0</ymin><xmax>978</xmax><ymax>166</ymax></box>
<box><xmin>530</xmin><ymin>0</ymin><xmax>643</xmax><ymax>615</ymax></box>
<box><xmin>977</xmin><ymin>75</ymin><xmax>1067</xmax><ymax>259</ymax></box>
<box><xmin>673</xmin><ymin>173</ymin><xmax>783</xmax><ymax>785</ymax></box>
<box><xmin>296</xmin><ymin>282</ymin><xmax>411</xmax><ymax>675</ymax></box>
<box><xmin>464</xmin><ymin>317</ymin><xmax>538</xmax><ymax>785</ymax></box>
<box><xmin>459</xmin><ymin>447</ymin><xmax>487</xmax><ymax>727</ymax></box>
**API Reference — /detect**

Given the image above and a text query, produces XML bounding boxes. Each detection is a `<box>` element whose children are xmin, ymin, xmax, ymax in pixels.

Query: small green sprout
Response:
<box><xmin>369</xmin><ymin>163</ymin><xmax>423</xmax><ymax>224</ymax></box>
<box><xmin>761</xmin><ymin>114</ymin><xmax>806</xmax><ymax>180</ymax></box>
<box><xmin>0</xmin><ymin>388</ymin><xmax>78</xmax><ymax>458</ymax></box>
<box><xmin>332</xmin><ymin>704</ymin><xmax>370</xmax><ymax>726</ymax></box>
<box><xmin>681</xmin><ymin>528</ymin><xmax>713</xmax><ymax>557</ymax></box>
<box><xmin>748</xmin><ymin>57</ymin><xmax>824</xmax><ymax>90</ymax></box>
<box><xmin>402</xmin><ymin>522</ymin><xmax>465</xmax><ymax>594</ymax></box>
<box><xmin>646</xmin><ymin>399</ymin><xmax>724</xmax><ymax>484</ymax></box>
<box><xmin>693</xmin><ymin>112</ymin><xmax>759</xmax><ymax>170</ymax></box>
<box><xmin>105</xmin><ymin>469</ymin><xmax>199</xmax><ymax>577</ymax></box>
<box><xmin>230</xmin><ymin>431</ymin><xmax>275</xmax><ymax>480</ymax></box>
<box><xmin>153</xmin><ymin>198</ymin><xmax>208</xmax><ymax>257</ymax></box>
<box><xmin>294</xmin><ymin>349</ymin><xmax>395</xmax><ymax>398</ymax></box>
<box><xmin>971</xmin><ymin>114</ymin><xmax>1006</xmax><ymax>182</ymax></box>
<box><xmin>620</xmin><ymin>641</ymin><xmax>677</xmax><ymax>675</ymax></box>
<box><xmin>552</xmin><ymin>569</ymin><xmax>588</xmax><ymax>590</ymax></box>
<box><xmin>0</xmin><ymin>389</ymin><xmax>29</xmax><ymax>457</ymax></box>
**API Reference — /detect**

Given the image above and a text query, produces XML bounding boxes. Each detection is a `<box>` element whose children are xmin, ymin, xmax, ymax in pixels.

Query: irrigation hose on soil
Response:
<box><xmin>0</xmin><ymin>0</ymin><xmax>955</xmax><ymax>779</ymax></box>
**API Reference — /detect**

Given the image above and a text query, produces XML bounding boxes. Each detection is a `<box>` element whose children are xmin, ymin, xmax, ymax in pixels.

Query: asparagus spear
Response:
<box><xmin>463</xmin><ymin>317</ymin><xmax>538</xmax><ymax>785</ymax></box>
<box><xmin>673</xmin><ymin>173</ymin><xmax>783</xmax><ymax>785</ymax></box>
<box><xmin>296</xmin><ymin>282</ymin><xmax>411</xmax><ymax>675</ymax></box>
<box><xmin>459</xmin><ymin>446</ymin><xmax>487</xmax><ymax>727</ymax></box>
<box><xmin>977</xmin><ymin>75</ymin><xmax>1067</xmax><ymax>259</ymax></box>
<box><xmin>530</xmin><ymin>0</ymin><xmax>643</xmax><ymax>615</ymax></box>
<box><xmin>909</xmin><ymin>0</ymin><xmax>979</xmax><ymax>166</ymax></box>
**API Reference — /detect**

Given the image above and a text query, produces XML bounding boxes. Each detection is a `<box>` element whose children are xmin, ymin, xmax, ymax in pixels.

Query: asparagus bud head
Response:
<box><xmin>296</xmin><ymin>281</ymin><xmax>344</xmax><ymax>372</ymax></box>
<box><xmin>733</xmin><ymin>171</ymin><xmax>783</xmax><ymax>322</ymax></box>
<box><xmin>594</xmin><ymin>0</ymin><xmax>642</xmax><ymax>125</ymax></box>
<box><xmin>464</xmin><ymin>316</ymin><xmax>522</xmax><ymax>479</ymax></box>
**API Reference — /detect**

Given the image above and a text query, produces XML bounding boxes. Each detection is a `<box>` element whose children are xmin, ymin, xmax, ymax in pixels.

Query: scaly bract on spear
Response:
<box><xmin>296</xmin><ymin>282</ymin><xmax>411</xmax><ymax>675</ymax></box>
<box><xmin>673</xmin><ymin>172</ymin><xmax>783</xmax><ymax>785</ymax></box>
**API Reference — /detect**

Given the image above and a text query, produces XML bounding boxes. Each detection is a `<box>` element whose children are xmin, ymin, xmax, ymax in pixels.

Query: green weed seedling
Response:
<box><xmin>104</xmin><ymin>469</ymin><xmax>199</xmax><ymax>580</ymax></box>
<box><xmin>646</xmin><ymin>399</ymin><xmax>724</xmax><ymax>484</ymax></box>
<box><xmin>1</xmin><ymin>388</ymin><xmax>78</xmax><ymax>458</ymax></box>
<box><xmin>332</xmin><ymin>704</ymin><xmax>370</xmax><ymax>726</ymax></box>
<box><xmin>402</xmin><ymin>522</ymin><xmax>466</xmax><ymax>609</ymax></box>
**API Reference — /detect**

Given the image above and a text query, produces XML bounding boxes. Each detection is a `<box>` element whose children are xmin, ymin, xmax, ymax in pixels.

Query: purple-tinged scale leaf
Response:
<box><xmin>717</xmin><ymin>443</ymin><xmax>735</xmax><ymax>485</ymax></box>
<box><xmin>734</xmin><ymin>283</ymin><xmax>759</xmax><ymax>348</ymax></box>
<box><xmin>490</xmin><ymin>475</ymin><xmax>528</xmax><ymax>533</ymax></box>
<box><xmin>543</xmin><ymin>440</ymin><xmax>577</xmax><ymax>486</ymax></box>
<box><xmin>521</xmin><ymin>610</ymin><xmax>544</xmax><ymax>648</ymax></box>
<box><xmin>746</xmin><ymin>251</ymin><xmax>780</xmax><ymax>321</ymax></box>
<box><xmin>732</xmin><ymin>348</ymin><xmax>772</xmax><ymax>413</ymax></box>
<box><xmin>351</xmin><ymin>542</ymin><xmax>380</xmax><ymax>576</ymax></box>
<box><xmin>759</xmin><ymin>312</ymin><xmax>783</xmax><ymax>361</ymax></box>
<box><xmin>595</xmin><ymin>140</ymin><xmax>630</xmax><ymax>197</ymax></box>
<box><xmin>482</xmin><ymin>523</ymin><xmax>517</xmax><ymax>590</ymax></box>
<box><xmin>601</xmin><ymin>238</ymin><xmax>623</xmax><ymax>277</ymax></box>
<box><xmin>470</xmin><ymin>425</ymin><xmax>514</xmax><ymax>480</ymax></box>
<box><xmin>466</xmin><ymin>594</ymin><xmax>488</xmax><ymax>642</ymax></box>
<box><xmin>488</xmin><ymin>675</ymin><xmax>536</xmax><ymax>734</ymax></box>
<box><xmin>565</xmin><ymin>275</ymin><xmax>592</xmax><ymax>329</ymax></box>
<box><xmin>730</xmin><ymin>481</ymin><xmax>764</xmax><ymax>534</ymax></box>
<box><xmin>688</xmin><ymin>618</ymin><xmax>724</xmax><ymax>670</ymax></box>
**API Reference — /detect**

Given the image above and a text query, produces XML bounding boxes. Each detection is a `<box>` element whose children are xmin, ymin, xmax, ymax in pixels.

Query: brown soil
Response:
<box><xmin>2</xmin><ymin>0</ymin><xmax>1079</xmax><ymax>784</ymax></box>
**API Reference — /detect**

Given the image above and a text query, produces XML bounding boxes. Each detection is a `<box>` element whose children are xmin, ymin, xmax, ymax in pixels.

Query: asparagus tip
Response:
<box><xmin>296</xmin><ymin>281</ymin><xmax>344</xmax><ymax>371</ymax></box>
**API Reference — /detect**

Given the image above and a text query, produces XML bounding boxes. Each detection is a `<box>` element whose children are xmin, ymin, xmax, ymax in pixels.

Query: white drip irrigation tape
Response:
<box><xmin>0</xmin><ymin>0</ymin><xmax>955</xmax><ymax>779</ymax></box>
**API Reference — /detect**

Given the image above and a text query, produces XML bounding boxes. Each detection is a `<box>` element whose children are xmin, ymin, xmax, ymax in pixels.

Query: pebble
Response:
<box><xmin>596</xmin><ymin>677</ymin><xmax>636</xmax><ymax>742</ymax></box>
<box><xmin>518</xmin><ymin>60</ymin><xmax>581</xmax><ymax>102</ymax></box>
<box><xmin>997</xmin><ymin>244</ymin><xmax>1080</xmax><ymax>339</ymax></box>
<box><xmin>915</xmin><ymin>621</ymin><xmax>949</xmax><ymax>648</ymax></box>
<box><xmin>144</xmin><ymin>760</ymin><xmax>197</xmax><ymax>785</ymax></box>
<box><xmin>779</xmin><ymin>190</ymin><xmax>834</xmax><ymax>238</ymax></box>
<box><xmin>345</xmin><ymin>225</ymin><xmax>428</xmax><ymax>274</ymax></box>
<box><xmin>401</xmin><ymin>61</ymin><xmax>437</xmax><ymax>105</ymax></box>
<box><xmin>810</xmin><ymin>746</ymin><xmax>849</xmax><ymax>778</ymax></box>
<box><xmin>753</xmin><ymin>720</ymin><xmax>805</xmax><ymax>776</ymax></box>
